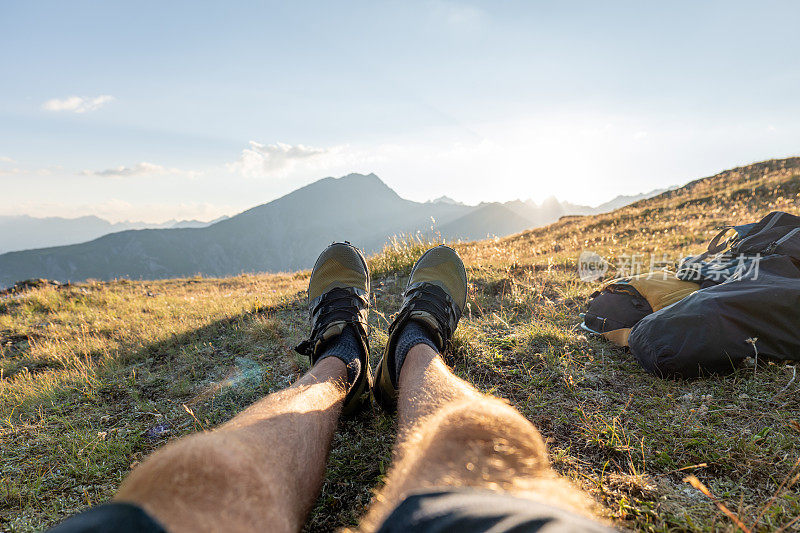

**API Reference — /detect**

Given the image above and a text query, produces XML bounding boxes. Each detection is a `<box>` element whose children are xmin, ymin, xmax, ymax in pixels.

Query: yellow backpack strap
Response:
<box><xmin>602</xmin><ymin>328</ymin><xmax>632</xmax><ymax>347</ymax></box>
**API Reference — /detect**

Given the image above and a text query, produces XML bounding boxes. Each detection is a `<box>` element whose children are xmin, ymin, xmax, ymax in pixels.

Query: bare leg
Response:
<box><xmin>116</xmin><ymin>357</ymin><xmax>347</xmax><ymax>533</ymax></box>
<box><xmin>360</xmin><ymin>344</ymin><xmax>594</xmax><ymax>530</ymax></box>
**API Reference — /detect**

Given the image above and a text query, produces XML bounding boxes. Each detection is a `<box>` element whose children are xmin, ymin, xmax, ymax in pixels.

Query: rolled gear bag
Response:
<box><xmin>581</xmin><ymin>272</ymin><xmax>700</xmax><ymax>346</ymax></box>
<box><xmin>629</xmin><ymin>254</ymin><xmax>800</xmax><ymax>378</ymax></box>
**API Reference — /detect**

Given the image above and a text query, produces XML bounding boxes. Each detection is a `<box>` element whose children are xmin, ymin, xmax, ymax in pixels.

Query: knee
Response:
<box><xmin>420</xmin><ymin>398</ymin><xmax>550</xmax><ymax>476</ymax></box>
<box><xmin>119</xmin><ymin>432</ymin><xmax>255</xmax><ymax>500</ymax></box>
<box><xmin>170</xmin><ymin>432</ymin><xmax>246</xmax><ymax>473</ymax></box>
<box><xmin>117</xmin><ymin>433</ymin><xmax>293</xmax><ymax>532</ymax></box>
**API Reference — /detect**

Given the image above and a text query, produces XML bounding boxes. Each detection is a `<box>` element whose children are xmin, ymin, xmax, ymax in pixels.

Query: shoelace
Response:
<box><xmin>296</xmin><ymin>287</ymin><xmax>368</xmax><ymax>358</ymax></box>
<box><xmin>400</xmin><ymin>283</ymin><xmax>459</xmax><ymax>342</ymax></box>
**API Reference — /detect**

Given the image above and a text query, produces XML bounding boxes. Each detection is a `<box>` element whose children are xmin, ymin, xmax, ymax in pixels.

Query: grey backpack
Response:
<box><xmin>676</xmin><ymin>211</ymin><xmax>800</xmax><ymax>287</ymax></box>
<box><xmin>630</xmin><ymin>211</ymin><xmax>800</xmax><ymax>378</ymax></box>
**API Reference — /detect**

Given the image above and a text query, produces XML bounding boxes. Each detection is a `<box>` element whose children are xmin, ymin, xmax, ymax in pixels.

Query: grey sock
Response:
<box><xmin>393</xmin><ymin>321</ymin><xmax>438</xmax><ymax>379</ymax></box>
<box><xmin>318</xmin><ymin>325</ymin><xmax>362</xmax><ymax>387</ymax></box>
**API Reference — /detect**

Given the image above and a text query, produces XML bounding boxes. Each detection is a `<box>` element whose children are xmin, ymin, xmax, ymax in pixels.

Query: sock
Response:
<box><xmin>393</xmin><ymin>320</ymin><xmax>438</xmax><ymax>379</ymax></box>
<box><xmin>318</xmin><ymin>325</ymin><xmax>362</xmax><ymax>388</ymax></box>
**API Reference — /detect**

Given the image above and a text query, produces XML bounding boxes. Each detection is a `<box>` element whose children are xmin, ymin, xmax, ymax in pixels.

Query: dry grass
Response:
<box><xmin>2</xmin><ymin>158</ymin><xmax>800</xmax><ymax>532</ymax></box>
<box><xmin>368</xmin><ymin>233</ymin><xmax>444</xmax><ymax>278</ymax></box>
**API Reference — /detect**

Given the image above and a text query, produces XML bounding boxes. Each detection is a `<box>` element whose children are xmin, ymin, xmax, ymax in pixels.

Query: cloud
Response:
<box><xmin>83</xmin><ymin>161</ymin><xmax>199</xmax><ymax>179</ymax></box>
<box><xmin>432</xmin><ymin>0</ymin><xmax>485</xmax><ymax>29</ymax></box>
<box><xmin>0</xmin><ymin>156</ymin><xmax>14</xmax><ymax>163</ymax></box>
<box><xmin>232</xmin><ymin>141</ymin><xmax>334</xmax><ymax>178</ymax></box>
<box><xmin>86</xmin><ymin>162</ymin><xmax>166</xmax><ymax>177</ymax></box>
<box><xmin>42</xmin><ymin>95</ymin><xmax>115</xmax><ymax>113</ymax></box>
<box><xmin>0</xmin><ymin>165</ymin><xmax>61</xmax><ymax>177</ymax></box>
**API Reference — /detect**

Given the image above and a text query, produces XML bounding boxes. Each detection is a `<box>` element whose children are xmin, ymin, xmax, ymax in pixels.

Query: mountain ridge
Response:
<box><xmin>0</xmin><ymin>173</ymin><xmax>666</xmax><ymax>286</ymax></box>
<box><xmin>0</xmin><ymin>214</ymin><xmax>228</xmax><ymax>254</ymax></box>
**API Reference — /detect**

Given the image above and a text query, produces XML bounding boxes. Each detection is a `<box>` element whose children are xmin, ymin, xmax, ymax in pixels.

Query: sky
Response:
<box><xmin>1</xmin><ymin>1</ymin><xmax>799</xmax><ymax>223</ymax></box>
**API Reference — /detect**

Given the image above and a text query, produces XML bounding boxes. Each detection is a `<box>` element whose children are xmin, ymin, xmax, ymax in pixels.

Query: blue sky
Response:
<box><xmin>1</xmin><ymin>1</ymin><xmax>799</xmax><ymax>222</ymax></box>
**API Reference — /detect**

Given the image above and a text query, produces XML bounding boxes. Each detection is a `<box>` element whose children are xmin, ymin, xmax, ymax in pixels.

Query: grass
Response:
<box><xmin>368</xmin><ymin>233</ymin><xmax>443</xmax><ymax>278</ymax></box>
<box><xmin>2</xmin><ymin>157</ymin><xmax>800</xmax><ymax>532</ymax></box>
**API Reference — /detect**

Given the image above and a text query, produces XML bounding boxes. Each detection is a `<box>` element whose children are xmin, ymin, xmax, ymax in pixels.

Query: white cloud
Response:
<box><xmin>432</xmin><ymin>0</ymin><xmax>485</xmax><ymax>29</ymax></box>
<box><xmin>0</xmin><ymin>165</ymin><xmax>61</xmax><ymax>177</ymax></box>
<box><xmin>232</xmin><ymin>141</ymin><xmax>335</xmax><ymax>178</ymax></box>
<box><xmin>0</xmin><ymin>156</ymin><xmax>20</xmax><ymax>176</ymax></box>
<box><xmin>42</xmin><ymin>95</ymin><xmax>115</xmax><ymax>113</ymax></box>
<box><xmin>85</xmin><ymin>162</ymin><xmax>166</xmax><ymax>177</ymax></box>
<box><xmin>83</xmin><ymin>162</ymin><xmax>199</xmax><ymax>179</ymax></box>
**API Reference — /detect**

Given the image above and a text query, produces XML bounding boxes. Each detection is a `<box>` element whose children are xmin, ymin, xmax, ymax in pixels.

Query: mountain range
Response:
<box><xmin>0</xmin><ymin>215</ymin><xmax>229</xmax><ymax>254</ymax></box>
<box><xmin>0</xmin><ymin>174</ymin><xmax>664</xmax><ymax>286</ymax></box>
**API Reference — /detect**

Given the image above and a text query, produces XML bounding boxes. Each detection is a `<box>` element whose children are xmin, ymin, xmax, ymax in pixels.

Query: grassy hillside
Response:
<box><xmin>2</xmin><ymin>158</ymin><xmax>800</xmax><ymax>532</ymax></box>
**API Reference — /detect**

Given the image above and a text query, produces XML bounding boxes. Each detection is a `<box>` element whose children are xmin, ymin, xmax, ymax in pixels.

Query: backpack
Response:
<box><xmin>677</xmin><ymin>211</ymin><xmax>800</xmax><ymax>286</ymax></box>
<box><xmin>629</xmin><ymin>211</ymin><xmax>800</xmax><ymax>378</ymax></box>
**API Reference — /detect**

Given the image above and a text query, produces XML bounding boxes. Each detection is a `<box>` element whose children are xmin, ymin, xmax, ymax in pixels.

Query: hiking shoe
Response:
<box><xmin>295</xmin><ymin>242</ymin><xmax>372</xmax><ymax>415</ymax></box>
<box><xmin>372</xmin><ymin>245</ymin><xmax>468</xmax><ymax>412</ymax></box>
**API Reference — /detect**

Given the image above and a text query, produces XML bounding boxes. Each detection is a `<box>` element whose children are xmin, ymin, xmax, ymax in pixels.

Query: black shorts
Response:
<box><xmin>46</xmin><ymin>489</ymin><xmax>616</xmax><ymax>532</ymax></box>
<box><xmin>375</xmin><ymin>489</ymin><xmax>616</xmax><ymax>533</ymax></box>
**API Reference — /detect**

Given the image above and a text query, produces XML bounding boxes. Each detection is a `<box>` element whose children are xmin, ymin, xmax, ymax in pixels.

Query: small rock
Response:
<box><xmin>145</xmin><ymin>422</ymin><xmax>171</xmax><ymax>439</ymax></box>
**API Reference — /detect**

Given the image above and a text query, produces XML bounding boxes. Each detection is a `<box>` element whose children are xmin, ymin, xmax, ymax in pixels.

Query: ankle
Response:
<box><xmin>398</xmin><ymin>343</ymin><xmax>439</xmax><ymax>386</ymax></box>
<box><xmin>406</xmin><ymin>342</ymin><xmax>439</xmax><ymax>364</ymax></box>
<box><xmin>298</xmin><ymin>356</ymin><xmax>349</xmax><ymax>391</ymax></box>
<box><xmin>393</xmin><ymin>320</ymin><xmax>438</xmax><ymax>381</ymax></box>
<box><xmin>316</xmin><ymin>325</ymin><xmax>363</xmax><ymax>389</ymax></box>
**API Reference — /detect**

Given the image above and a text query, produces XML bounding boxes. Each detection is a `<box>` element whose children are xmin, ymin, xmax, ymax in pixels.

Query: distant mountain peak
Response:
<box><xmin>429</xmin><ymin>195</ymin><xmax>464</xmax><ymax>205</ymax></box>
<box><xmin>325</xmin><ymin>172</ymin><xmax>394</xmax><ymax>192</ymax></box>
<box><xmin>338</xmin><ymin>172</ymin><xmax>380</xmax><ymax>181</ymax></box>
